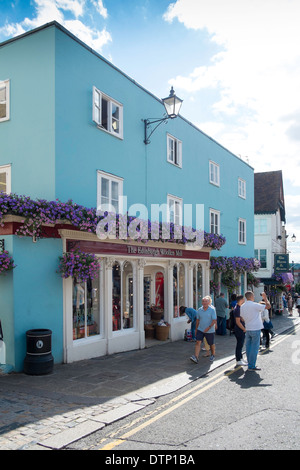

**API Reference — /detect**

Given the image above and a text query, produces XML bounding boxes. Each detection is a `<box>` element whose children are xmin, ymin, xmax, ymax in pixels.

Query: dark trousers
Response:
<box><xmin>216</xmin><ymin>316</ymin><xmax>227</xmax><ymax>335</ymax></box>
<box><xmin>262</xmin><ymin>329</ymin><xmax>270</xmax><ymax>348</ymax></box>
<box><xmin>234</xmin><ymin>327</ymin><xmax>245</xmax><ymax>361</ymax></box>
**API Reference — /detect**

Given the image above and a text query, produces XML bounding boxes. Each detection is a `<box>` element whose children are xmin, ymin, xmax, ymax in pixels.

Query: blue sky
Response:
<box><xmin>1</xmin><ymin>0</ymin><xmax>300</xmax><ymax>261</ymax></box>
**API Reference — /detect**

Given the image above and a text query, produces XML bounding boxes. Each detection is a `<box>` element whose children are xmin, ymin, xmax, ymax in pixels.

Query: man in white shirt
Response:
<box><xmin>240</xmin><ymin>291</ymin><xmax>271</xmax><ymax>371</ymax></box>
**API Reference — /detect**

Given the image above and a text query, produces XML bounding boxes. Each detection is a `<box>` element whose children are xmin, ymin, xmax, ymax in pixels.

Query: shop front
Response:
<box><xmin>61</xmin><ymin>230</ymin><xmax>210</xmax><ymax>363</ymax></box>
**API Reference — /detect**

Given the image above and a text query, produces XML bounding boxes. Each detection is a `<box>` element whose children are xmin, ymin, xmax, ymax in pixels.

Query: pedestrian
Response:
<box><xmin>180</xmin><ymin>306</ymin><xmax>197</xmax><ymax>341</ymax></box>
<box><xmin>261</xmin><ymin>303</ymin><xmax>272</xmax><ymax>350</ymax></box>
<box><xmin>233</xmin><ymin>295</ymin><xmax>247</xmax><ymax>366</ymax></box>
<box><xmin>190</xmin><ymin>295</ymin><xmax>217</xmax><ymax>363</ymax></box>
<box><xmin>296</xmin><ymin>295</ymin><xmax>300</xmax><ymax>317</ymax></box>
<box><xmin>215</xmin><ymin>293</ymin><xmax>229</xmax><ymax>335</ymax></box>
<box><xmin>240</xmin><ymin>291</ymin><xmax>271</xmax><ymax>371</ymax></box>
<box><xmin>287</xmin><ymin>294</ymin><xmax>293</xmax><ymax>316</ymax></box>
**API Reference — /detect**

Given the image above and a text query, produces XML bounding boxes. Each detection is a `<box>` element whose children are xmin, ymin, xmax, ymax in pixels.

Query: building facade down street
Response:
<box><xmin>254</xmin><ymin>170</ymin><xmax>294</xmax><ymax>309</ymax></box>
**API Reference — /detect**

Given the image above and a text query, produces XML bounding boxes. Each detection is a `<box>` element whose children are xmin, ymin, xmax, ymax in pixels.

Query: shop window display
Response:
<box><xmin>73</xmin><ymin>278</ymin><xmax>100</xmax><ymax>340</ymax></box>
<box><xmin>173</xmin><ymin>263</ymin><xmax>185</xmax><ymax>317</ymax></box>
<box><xmin>193</xmin><ymin>264</ymin><xmax>203</xmax><ymax>309</ymax></box>
<box><xmin>112</xmin><ymin>261</ymin><xmax>134</xmax><ymax>331</ymax></box>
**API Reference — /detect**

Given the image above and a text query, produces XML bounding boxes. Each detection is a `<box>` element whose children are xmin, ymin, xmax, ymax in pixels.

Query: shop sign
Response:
<box><xmin>127</xmin><ymin>245</ymin><xmax>182</xmax><ymax>257</ymax></box>
<box><xmin>274</xmin><ymin>254</ymin><xmax>289</xmax><ymax>273</ymax></box>
<box><xmin>66</xmin><ymin>239</ymin><xmax>209</xmax><ymax>260</ymax></box>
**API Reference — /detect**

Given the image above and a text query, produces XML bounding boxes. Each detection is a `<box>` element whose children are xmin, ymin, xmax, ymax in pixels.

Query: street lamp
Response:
<box><xmin>143</xmin><ymin>87</ymin><xmax>183</xmax><ymax>144</ymax></box>
<box><xmin>291</xmin><ymin>234</ymin><xmax>296</xmax><ymax>242</ymax></box>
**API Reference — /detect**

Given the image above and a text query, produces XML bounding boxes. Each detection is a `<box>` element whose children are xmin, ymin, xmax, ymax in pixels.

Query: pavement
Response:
<box><xmin>0</xmin><ymin>311</ymin><xmax>299</xmax><ymax>450</ymax></box>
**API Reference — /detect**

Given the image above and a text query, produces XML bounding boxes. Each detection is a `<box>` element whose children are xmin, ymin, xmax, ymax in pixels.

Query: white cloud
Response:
<box><xmin>164</xmin><ymin>0</ymin><xmax>300</xmax><ymax>168</ymax></box>
<box><xmin>91</xmin><ymin>0</ymin><xmax>108</xmax><ymax>19</ymax></box>
<box><xmin>0</xmin><ymin>0</ymin><xmax>111</xmax><ymax>53</ymax></box>
<box><xmin>64</xmin><ymin>19</ymin><xmax>111</xmax><ymax>51</ymax></box>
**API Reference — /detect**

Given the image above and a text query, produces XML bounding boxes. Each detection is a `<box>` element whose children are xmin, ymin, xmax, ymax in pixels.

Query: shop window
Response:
<box><xmin>193</xmin><ymin>264</ymin><xmax>203</xmax><ymax>309</ymax></box>
<box><xmin>93</xmin><ymin>86</ymin><xmax>123</xmax><ymax>139</ymax></box>
<box><xmin>0</xmin><ymin>80</ymin><xmax>10</xmax><ymax>122</ymax></box>
<box><xmin>173</xmin><ymin>263</ymin><xmax>185</xmax><ymax>318</ymax></box>
<box><xmin>112</xmin><ymin>261</ymin><xmax>134</xmax><ymax>331</ymax></box>
<box><xmin>73</xmin><ymin>278</ymin><xmax>100</xmax><ymax>340</ymax></box>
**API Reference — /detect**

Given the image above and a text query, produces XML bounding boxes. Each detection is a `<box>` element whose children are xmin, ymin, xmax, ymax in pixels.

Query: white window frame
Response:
<box><xmin>238</xmin><ymin>218</ymin><xmax>247</xmax><ymax>244</ymax></box>
<box><xmin>167</xmin><ymin>194</ymin><xmax>183</xmax><ymax>226</ymax></box>
<box><xmin>238</xmin><ymin>178</ymin><xmax>246</xmax><ymax>199</ymax></box>
<box><xmin>0</xmin><ymin>80</ymin><xmax>10</xmax><ymax>123</ymax></box>
<box><xmin>93</xmin><ymin>86</ymin><xmax>123</xmax><ymax>139</ymax></box>
<box><xmin>97</xmin><ymin>170</ymin><xmax>124</xmax><ymax>214</ymax></box>
<box><xmin>255</xmin><ymin>218</ymin><xmax>268</xmax><ymax>234</ymax></box>
<box><xmin>209</xmin><ymin>161</ymin><xmax>220</xmax><ymax>186</ymax></box>
<box><xmin>167</xmin><ymin>133</ymin><xmax>182</xmax><ymax>168</ymax></box>
<box><xmin>210</xmin><ymin>209</ymin><xmax>220</xmax><ymax>234</ymax></box>
<box><xmin>0</xmin><ymin>164</ymin><xmax>11</xmax><ymax>194</ymax></box>
<box><xmin>254</xmin><ymin>248</ymin><xmax>267</xmax><ymax>269</ymax></box>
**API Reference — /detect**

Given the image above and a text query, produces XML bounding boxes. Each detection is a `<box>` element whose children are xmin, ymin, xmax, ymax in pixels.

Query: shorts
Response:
<box><xmin>196</xmin><ymin>330</ymin><xmax>215</xmax><ymax>346</ymax></box>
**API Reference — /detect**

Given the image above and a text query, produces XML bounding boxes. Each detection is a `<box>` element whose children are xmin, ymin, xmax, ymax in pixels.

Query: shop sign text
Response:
<box><xmin>127</xmin><ymin>245</ymin><xmax>182</xmax><ymax>257</ymax></box>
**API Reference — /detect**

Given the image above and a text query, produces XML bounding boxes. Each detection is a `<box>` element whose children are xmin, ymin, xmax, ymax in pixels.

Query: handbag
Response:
<box><xmin>263</xmin><ymin>320</ymin><xmax>273</xmax><ymax>330</ymax></box>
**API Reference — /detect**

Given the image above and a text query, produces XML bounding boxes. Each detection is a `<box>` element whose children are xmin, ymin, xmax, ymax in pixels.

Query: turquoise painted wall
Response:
<box><xmin>12</xmin><ymin>236</ymin><xmax>64</xmax><ymax>371</ymax></box>
<box><xmin>53</xmin><ymin>25</ymin><xmax>254</xmax><ymax>258</ymax></box>
<box><xmin>0</xmin><ymin>27</ymin><xmax>55</xmax><ymax>200</ymax></box>
<box><xmin>0</xmin><ymin>235</ymin><xmax>63</xmax><ymax>372</ymax></box>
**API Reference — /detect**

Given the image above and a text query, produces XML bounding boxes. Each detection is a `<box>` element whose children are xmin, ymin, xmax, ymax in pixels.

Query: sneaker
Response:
<box><xmin>236</xmin><ymin>360</ymin><xmax>248</xmax><ymax>366</ymax></box>
<box><xmin>247</xmin><ymin>366</ymin><xmax>261</xmax><ymax>371</ymax></box>
<box><xmin>209</xmin><ymin>355</ymin><xmax>215</xmax><ymax>362</ymax></box>
<box><xmin>190</xmin><ymin>355</ymin><xmax>198</xmax><ymax>364</ymax></box>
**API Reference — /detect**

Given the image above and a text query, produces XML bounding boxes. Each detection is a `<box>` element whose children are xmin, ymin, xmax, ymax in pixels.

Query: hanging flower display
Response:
<box><xmin>0</xmin><ymin>193</ymin><xmax>226</xmax><ymax>250</ymax></box>
<box><xmin>210</xmin><ymin>256</ymin><xmax>260</xmax><ymax>274</ymax></box>
<box><xmin>271</xmin><ymin>272</ymin><xmax>293</xmax><ymax>285</ymax></box>
<box><xmin>210</xmin><ymin>256</ymin><xmax>261</xmax><ymax>294</ymax></box>
<box><xmin>247</xmin><ymin>272</ymin><xmax>261</xmax><ymax>288</ymax></box>
<box><xmin>221</xmin><ymin>271</ymin><xmax>241</xmax><ymax>292</ymax></box>
<box><xmin>0</xmin><ymin>250</ymin><xmax>16</xmax><ymax>275</ymax></box>
<box><xmin>57</xmin><ymin>250</ymin><xmax>100</xmax><ymax>282</ymax></box>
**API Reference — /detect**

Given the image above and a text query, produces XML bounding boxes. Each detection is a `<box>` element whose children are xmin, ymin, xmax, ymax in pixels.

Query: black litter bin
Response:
<box><xmin>24</xmin><ymin>329</ymin><xmax>54</xmax><ymax>375</ymax></box>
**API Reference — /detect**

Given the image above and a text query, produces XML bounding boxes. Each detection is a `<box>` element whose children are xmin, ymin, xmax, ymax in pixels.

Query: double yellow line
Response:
<box><xmin>99</xmin><ymin>323</ymin><xmax>300</xmax><ymax>450</ymax></box>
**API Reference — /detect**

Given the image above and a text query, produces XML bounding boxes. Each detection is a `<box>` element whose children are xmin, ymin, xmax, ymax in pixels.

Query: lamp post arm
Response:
<box><xmin>144</xmin><ymin>117</ymin><xmax>169</xmax><ymax>145</ymax></box>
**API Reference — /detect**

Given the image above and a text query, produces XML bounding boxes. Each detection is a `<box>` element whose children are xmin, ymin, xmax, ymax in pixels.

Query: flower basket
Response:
<box><xmin>57</xmin><ymin>249</ymin><xmax>100</xmax><ymax>281</ymax></box>
<box><xmin>0</xmin><ymin>250</ymin><xmax>16</xmax><ymax>275</ymax></box>
<box><xmin>150</xmin><ymin>305</ymin><xmax>164</xmax><ymax>321</ymax></box>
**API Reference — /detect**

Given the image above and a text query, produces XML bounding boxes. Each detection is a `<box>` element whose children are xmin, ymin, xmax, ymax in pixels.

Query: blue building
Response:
<box><xmin>0</xmin><ymin>22</ymin><xmax>254</xmax><ymax>371</ymax></box>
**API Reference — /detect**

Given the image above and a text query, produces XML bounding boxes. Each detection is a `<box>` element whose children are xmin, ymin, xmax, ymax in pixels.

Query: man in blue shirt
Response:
<box><xmin>180</xmin><ymin>306</ymin><xmax>197</xmax><ymax>341</ymax></box>
<box><xmin>190</xmin><ymin>296</ymin><xmax>217</xmax><ymax>363</ymax></box>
